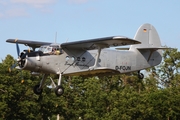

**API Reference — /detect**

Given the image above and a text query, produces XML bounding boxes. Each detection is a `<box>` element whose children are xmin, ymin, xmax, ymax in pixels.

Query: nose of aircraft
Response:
<box><xmin>17</xmin><ymin>51</ymin><xmax>28</xmax><ymax>68</ymax></box>
<box><xmin>15</xmin><ymin>41</ymin><xmax>30</xmax><ymax>68</ymax></box>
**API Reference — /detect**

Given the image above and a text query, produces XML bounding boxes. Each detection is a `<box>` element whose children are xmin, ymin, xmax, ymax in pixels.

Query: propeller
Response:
<box><xmin>15</xmin><ymin>39</ymin><xmax>26</xmax><ymax>62</ymax></box>
<box><xmin>9</xmin><ymin>39</ymin><xmax>19</xmax><ymax>72</ymax></box>
<box><xmin>9</xmin><ymin>39</ymin><xmax>29</xmax><ymax>71</ymax></box>
<box><xmin>9</xmin><ymin>39</ymin><xmax>26</xmax><ymax>83</ymax></box>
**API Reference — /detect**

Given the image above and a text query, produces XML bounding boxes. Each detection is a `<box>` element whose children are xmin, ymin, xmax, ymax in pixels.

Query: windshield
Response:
<box><xmin>44</xmin><ymin>47</ymin><xmax>52</xmax><ymax>53</ymax></box>
<box><xmin>39</xmin><ymin>46</ymin><xmax>47</xmax><ymax>52</ymax></box>
<box><xmin>39</xmin><ymin>46</ymin><xmax>52</xmax><ymax>53</ymax></box>
<box><xmin>39</xmin><ymin>45</ymin><xmax>63</xmax><ymax>55</ymax></box>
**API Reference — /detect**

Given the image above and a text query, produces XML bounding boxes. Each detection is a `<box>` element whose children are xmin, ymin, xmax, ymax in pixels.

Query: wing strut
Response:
<box><xmin>89</xmin><ymin>44</ymin><xmax>106</xmax><ymax>70</ymax></box>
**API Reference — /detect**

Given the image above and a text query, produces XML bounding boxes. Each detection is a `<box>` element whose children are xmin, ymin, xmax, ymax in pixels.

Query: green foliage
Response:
<box><xmin>1</xmin><ymin>50</ymin><xmax>180</xmax><ymax>119</ymax></box>
<box><xmin>156</xmin><ymin>49</ymin><xmax>180</xmax><ymax>87</ymax></box>
<box><xmin>0</xmin><ymin>55</ymin><xmax>59</xmax><ymax>119</ymax></box>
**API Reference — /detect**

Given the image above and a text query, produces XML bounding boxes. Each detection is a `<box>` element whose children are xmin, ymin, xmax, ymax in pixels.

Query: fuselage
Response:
<box><xmin>20</xmin><ymin>48</ymin><xmax>162</xmax><ymax>76</ymax></box>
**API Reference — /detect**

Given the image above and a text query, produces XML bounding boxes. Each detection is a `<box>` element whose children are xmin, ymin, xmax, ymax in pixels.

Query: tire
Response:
<box><xmin>33</xmin><ymin>84</ymin><xmax>43</xmax><ymax>95</ymax></box>
<box><xmin>55</xmin><ymin>85</ymin><xmax>64</xmax><ymax>96</ymax></box>
<box><xmin>138</xmin><ymin>73</ymin><xmax>144</xmax><ymax>79</ymax></box>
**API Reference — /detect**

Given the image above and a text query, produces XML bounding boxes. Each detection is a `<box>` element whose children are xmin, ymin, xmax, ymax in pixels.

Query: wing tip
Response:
<box><xmin>113</xmin><ymin>36</ymin><xmax>141</xmax><ymax>45</ymax></box>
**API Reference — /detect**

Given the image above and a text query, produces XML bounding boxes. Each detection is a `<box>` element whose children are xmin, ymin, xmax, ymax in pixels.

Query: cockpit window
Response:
<box><xmin>44</xmin><ymin>47</ymin><xmax>52</xmax><ymax>53</ymax></box>
<box><xmin>39</xmin><ymin>46</ymin><xmax>47</xmax><ymax>52</ymax></box>
<box><xmin>39</xmin><ymin>45</ymin><xmax>63</xmax><ymax>55</ymax></box>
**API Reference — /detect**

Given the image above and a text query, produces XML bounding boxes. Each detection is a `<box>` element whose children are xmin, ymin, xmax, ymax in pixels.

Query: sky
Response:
<box><xmin>0</xmin><ymin>0</ymin><xmax>180</xmax><ymax>59</ymax></box>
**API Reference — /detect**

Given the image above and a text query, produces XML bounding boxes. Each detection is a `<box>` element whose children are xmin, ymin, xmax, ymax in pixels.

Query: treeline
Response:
<box><xmin>0</xmin><ymin>49</ymin><xmax>180</xmax><ymax>120</ymax></box>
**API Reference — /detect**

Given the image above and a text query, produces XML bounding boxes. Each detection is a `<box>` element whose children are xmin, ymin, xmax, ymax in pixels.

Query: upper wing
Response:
<box><xmin>61</xmin><ymin>36</ymin><xmax>141</xmax><ymax>50</ymax></box>
<box><xmin>6</xmin><ymin>39</ymin><xmax>52</xmax><ymax>49</ymax></box>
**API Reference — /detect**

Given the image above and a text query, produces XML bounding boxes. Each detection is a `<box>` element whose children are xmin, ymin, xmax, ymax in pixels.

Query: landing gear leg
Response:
<box><xmin>138</xmin><ymin>71</ymin><xmax>144</xmax><ymax>79</ymax></box>
<box><xmin>33</xmin><ymin>74</ymin><xmax>48</xmax><ymax>95</ymax></box>
<box><xmin>55</xmin><ymin>73</ymin><xmax>64</xmax><ymax>96</ymax></box>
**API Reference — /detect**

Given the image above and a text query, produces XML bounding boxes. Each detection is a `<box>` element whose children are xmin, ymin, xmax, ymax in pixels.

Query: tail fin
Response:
<box><xmin>130</xmin><ymin>23</ymin><xmax>164</xmax><ymax>67</ymax></box>
<box><xmin>130</xmin><ymin>23</ymin><xmax>162</xmax><ymax>50</ymax></box>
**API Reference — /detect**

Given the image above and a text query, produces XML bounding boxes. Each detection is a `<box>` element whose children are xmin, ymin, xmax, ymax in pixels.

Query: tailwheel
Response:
<box><xmin>138</xmin><ymin>72</ymin><xmax>144</xmax><ymax>79</ymax></box>
<box><xmin>33</xmin><ymin>84</ymin><xmax>43</xmax><ymax>95</ymax></box>
<box><xmin>55</xmin><ymin>85</ymin><xmax>64</xmax><ymax>96</ymax></box>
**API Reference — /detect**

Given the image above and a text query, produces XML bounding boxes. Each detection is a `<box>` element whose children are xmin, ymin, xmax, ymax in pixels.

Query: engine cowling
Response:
<box><xmin>18</xmin><ymin>51</ymin><xmax>43</xmax><ymax>72</ymax></box>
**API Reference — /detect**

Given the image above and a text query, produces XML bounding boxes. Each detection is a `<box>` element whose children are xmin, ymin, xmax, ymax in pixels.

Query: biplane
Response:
<box><xmin>6</xmin><ymin>23</ymin><xmax>168</xmax><ymax>96</ymax></box>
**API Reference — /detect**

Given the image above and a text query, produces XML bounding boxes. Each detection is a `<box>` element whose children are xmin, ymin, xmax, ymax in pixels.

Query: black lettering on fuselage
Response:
<box><xmin>115</xmin><ymin>66</ymin><xmax>131</xmax><ymax>71</ymax></box>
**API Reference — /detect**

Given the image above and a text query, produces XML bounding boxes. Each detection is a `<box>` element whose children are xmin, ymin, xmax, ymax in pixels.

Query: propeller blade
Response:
<box><xmin>15</xmin><ymin>39</ymin><xmax>20</xmax><ymax>56</ymax></box>
<box><xmin>11</xmin><ymin>63</ymin><xmax>17</xmax><ymax>69</ymax></box>
<box><xmin>9</xmin><ymin>62</ymin><xmax>17</xmax><ymax>72</ymax></box>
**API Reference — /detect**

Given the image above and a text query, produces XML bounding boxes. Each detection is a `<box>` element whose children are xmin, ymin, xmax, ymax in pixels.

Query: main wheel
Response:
<box><xmin>138</xmin><ymin>73</ymin><xmax>144</xmax><ymax>79</ymax></box>
<box><xmin>33</xmin><ymin>84</ymin><xmax>43</xmax><ymax>95</ymax></box>
<box><xmin>55</xmin><ymin>85</ymin><xmax>64</xmax><ymax>96</ymax></box>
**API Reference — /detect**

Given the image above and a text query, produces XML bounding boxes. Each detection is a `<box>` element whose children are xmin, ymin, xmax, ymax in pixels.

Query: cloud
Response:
<box><xmin>68</xmin><ymin>0</ymin><xmax>89</xmax><ymax>4</ymax></box>
<box><xmin>0</xmin><ymin>0</ymin><xmax>57</xmax><ymax>18</ymax></box>
<box><xmin>11</xmin><ymin>0</ymin><xmax>57</xmax><ymax>9</ymax></box>
<box><xmin>4</xmin><ymin>8</ymin><xmax>28</xmax><ymax>18</ymax></box>
<box><xmin>0</xmin><ymin>9</ymin><xmax>28</xmax><ymax>19</ymax></box>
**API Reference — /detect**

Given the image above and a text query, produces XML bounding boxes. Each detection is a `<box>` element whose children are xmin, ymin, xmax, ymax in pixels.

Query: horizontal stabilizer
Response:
<box><xmin>137</xmin><ymin>47</ymin><xmax>173</xmax><ymax>51</ymax></box>
<box><xmin>137</xmin><ymin>47</ymin><xmax>173</xmax><ymax>62</ymax></box>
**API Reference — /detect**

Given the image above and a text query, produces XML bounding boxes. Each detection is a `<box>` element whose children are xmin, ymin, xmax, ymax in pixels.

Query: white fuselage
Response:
<box><xmin>22</xmin><ymin>48</ymin><xmax>162</xmax><ymax>76</ymax></box>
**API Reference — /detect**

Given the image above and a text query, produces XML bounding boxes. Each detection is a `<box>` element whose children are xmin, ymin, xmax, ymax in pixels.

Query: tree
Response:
<box><xmin>0</xmin><ymin>55</ymin><xmax>60</xmax><ymax>119</ymax></box>
<box><xmin>144</xmin><ymin>48</ymin><xmax>180</xmax><ymax>119</ymax></box>
<box><xmin>156</xmin><ymin>49</ymin><xmax>180</xmax><ymax>88</ymax></box>
<box><xmin>2</xmin><ymin>48</ymin><xmax>180</xmax><ymax>120</ymax></box>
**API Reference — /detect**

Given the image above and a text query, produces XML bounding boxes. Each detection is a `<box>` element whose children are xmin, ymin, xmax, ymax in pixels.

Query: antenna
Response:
<box><xmin>66</xmin><ymin>38</ymin><xmax>69</xmax><ymax>43</ymax></box>
<box><xmin>55</xmin><ymin>32</ymin><xmax>57</xmax><ymax>44</ymax></box>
